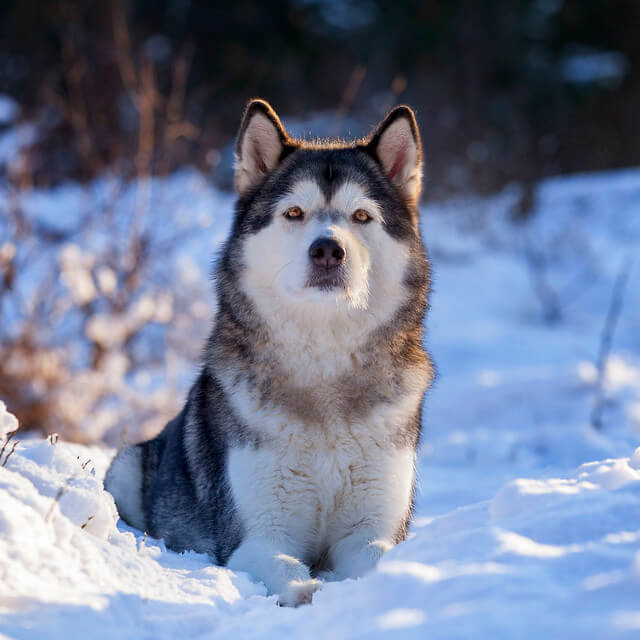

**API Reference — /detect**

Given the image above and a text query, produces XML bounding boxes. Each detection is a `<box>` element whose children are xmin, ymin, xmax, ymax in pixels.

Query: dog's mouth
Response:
<box><xmin>306</xmin><ymin>266</ymin><xmax>347</xmax><ymax>291</ymax></box>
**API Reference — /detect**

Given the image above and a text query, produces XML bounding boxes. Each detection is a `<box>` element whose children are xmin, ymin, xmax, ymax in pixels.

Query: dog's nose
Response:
<box><xmin>308</xmin><ymin>237</ymin><xmax>346</xmax><ymax>269</ymax></box>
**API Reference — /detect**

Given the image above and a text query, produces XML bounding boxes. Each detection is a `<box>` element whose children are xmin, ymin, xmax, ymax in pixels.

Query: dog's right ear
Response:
<box><xmin>235</xmin><ymin>99</ymin><xmax>292</xmax><ymax>195</ymax></box>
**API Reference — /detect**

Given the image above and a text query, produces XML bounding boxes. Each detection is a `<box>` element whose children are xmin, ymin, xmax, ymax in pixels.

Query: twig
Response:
<box><xmin>591</xmin><ymin>255</ymin><xmax>635</xmax><ymax>430</ymax></box>
<box><xmin>45</xmin><ymin>486</ymin><xmax>66</xmax><ymax>522</ymax></box>
<box><xmin>112</xmin><ymin>0</ymin><xmax>139</xmax><ymax>96</ymax></box>
<box><xmin>523</xmin><ymin>237</ymin><xmax>562</xmax><ymax>324</ymax></box>
<box><xmin>1</xmin><ymin>440</ymin><xmax>18</xmax><ymax>467</ymax></box>
<box><xmin>0</xmin><ymin>427</ymin><xmax>19</xmax><ymax>461</ymax></box>
<box><xmin>329</xmin><ymin>65</ymin><xmax>366</xmax><ymax>137</ymax></box>
<box><xmin>118</xmin><ymin>425</ymin><xmax>129</xmax><ymax>452</ymax></box>
<box><xmin>138</xmin><ymin>530</ymin><xmax>148</xmax><ymax>551</ymax></box>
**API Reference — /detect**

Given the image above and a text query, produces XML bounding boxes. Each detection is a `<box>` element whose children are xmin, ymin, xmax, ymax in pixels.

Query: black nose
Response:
<box><xmin>308</xmin><ymin>237</ymin><xmax>346</xmax><ymax>269</ymax></box>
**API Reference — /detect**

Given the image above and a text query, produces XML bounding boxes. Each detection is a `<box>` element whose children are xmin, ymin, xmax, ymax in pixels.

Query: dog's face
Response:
<box><xmin>226</xmin><ymin>99</ymin><xmax>426</xmax><ymax>333</ymax></box>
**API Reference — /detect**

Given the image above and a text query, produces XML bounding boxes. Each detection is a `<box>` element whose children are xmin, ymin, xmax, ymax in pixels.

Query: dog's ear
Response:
<box><xmin>365</xmin><ymin>106</ymin><xmax>422</xmax><ymax>204</ymax></box>
<box><xmin>235</xmin><ymin>99</ymin><xmax>292</xmax><ymax>195</ymax></box>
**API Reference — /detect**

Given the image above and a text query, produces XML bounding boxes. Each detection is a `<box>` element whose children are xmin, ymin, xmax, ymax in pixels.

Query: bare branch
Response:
<box><xmin>1</xmin><ymin>440</ymin><xmax>19</xmax><ymax>467</ymax></box>
<box><xmin>591</xmin><ymin>255</ymin><xmax>635</xmax><ymax>431</ymax></box>
<box><xmin>522</xmin><ymin>233</ymin><xmax>562</xmax><ymax>324</ymax></box>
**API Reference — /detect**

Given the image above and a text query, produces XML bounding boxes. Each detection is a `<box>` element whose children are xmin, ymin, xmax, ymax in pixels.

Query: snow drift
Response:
<box><xmin>0</xmin><ymin>400</ymin><xmax>639</xmax><ymax>639</ymax></box>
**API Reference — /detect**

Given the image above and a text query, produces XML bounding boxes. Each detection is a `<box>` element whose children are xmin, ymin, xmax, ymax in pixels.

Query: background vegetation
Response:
<box><xmin>0</xmin><ymin>0</ymin><xmax>637</xmax><ymax>441</ymax></box>
<box><xmin>2</xmin><ymin>0</ymin><xmax>639</xmax><ymax>199</ymax></box>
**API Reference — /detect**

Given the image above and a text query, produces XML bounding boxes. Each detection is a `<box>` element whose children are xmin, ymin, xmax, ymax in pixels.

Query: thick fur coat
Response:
<box><xmin>105</xmin><ymin>99</ymin><xmax>433</xmax><ymax>606</ymax></box>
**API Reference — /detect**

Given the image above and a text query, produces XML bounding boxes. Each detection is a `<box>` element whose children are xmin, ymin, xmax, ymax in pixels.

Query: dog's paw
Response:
<box><xmin>276</xmin><ymin>579</ymin><xmax>322</xmax><ymax>607</ymax></box>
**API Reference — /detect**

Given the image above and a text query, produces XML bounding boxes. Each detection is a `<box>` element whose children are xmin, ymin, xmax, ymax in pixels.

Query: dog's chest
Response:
<box><xmin>226</xmin><ymin>408</ymin><xmax>416</xmax><ymax>558</ymax></box>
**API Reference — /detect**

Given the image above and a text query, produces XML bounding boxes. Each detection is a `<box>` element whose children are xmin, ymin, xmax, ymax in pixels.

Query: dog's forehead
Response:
<box><xmin>275</xmin><ymin>148</ymin><xmax>382</xmax><ymax>211</ymax></box>
<box><xmin>282</xmin><ymin>148</ymin><xmax>375</xmax><ymax>200</ymax></box>
<box><xmin>279</xmin><ymin>178</ymin><xmax>375</xmax><ymax>213</ymax></box>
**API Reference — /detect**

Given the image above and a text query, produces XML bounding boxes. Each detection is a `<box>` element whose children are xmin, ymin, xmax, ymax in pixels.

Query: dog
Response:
<box><xmin>105</xmin><ymin>99</ymin><xmax>433</xmax><ymax>607</ymax></box>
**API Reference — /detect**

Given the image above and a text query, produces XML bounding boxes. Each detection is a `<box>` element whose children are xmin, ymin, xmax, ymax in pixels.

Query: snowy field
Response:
<box><xmin>1</xmin><ymin>166</ymin><xmax>640</xmax><ymax>639</ymax></box>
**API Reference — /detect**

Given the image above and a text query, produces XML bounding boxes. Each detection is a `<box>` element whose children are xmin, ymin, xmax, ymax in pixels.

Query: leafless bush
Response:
<box><xmin>0</xmin><ymin>7</ymin><xmax>213</xmax><ymax>444</ymax></box>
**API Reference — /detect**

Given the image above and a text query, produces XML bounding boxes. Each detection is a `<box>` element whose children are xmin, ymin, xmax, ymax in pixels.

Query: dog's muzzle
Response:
<box><xmin>307</xmin><ymin>236</ymin><xmax>347</xmax><ymax>289</ymax></box>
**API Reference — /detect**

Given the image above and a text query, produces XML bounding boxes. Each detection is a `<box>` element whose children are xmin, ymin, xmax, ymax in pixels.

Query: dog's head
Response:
<box><xmin>223</xmin><ymin>99</ymin><xmax>427</xmax><ymax>336</ymax></box>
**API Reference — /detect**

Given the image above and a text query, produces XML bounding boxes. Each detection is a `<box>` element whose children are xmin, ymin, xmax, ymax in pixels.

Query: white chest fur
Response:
<box><xmin>226</xmin><ymin>399</ymin><xmax>417</xmax><ymax>566</ymax></box>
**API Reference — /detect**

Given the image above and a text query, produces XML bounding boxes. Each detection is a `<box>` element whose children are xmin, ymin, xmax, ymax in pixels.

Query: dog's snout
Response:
<box><xmin>308</xmin><ymin>237</ymin><xmax>346</xmax><ymax>269</ymax></box>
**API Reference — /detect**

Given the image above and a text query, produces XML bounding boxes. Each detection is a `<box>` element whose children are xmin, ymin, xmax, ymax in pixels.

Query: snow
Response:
<box><xmin>0</xmin><ymin>96</ymin><xmax>19</xmax><ymax>125</ymax></box>
<box><xmin>2</xmin><ymin>165</ymin><xmax>640</xmax><ymax>637</ymax></box>
<box><xmin>562</xmin><ymin>49</ymin><xmax>629</xmax><ymax>87</ymax></box>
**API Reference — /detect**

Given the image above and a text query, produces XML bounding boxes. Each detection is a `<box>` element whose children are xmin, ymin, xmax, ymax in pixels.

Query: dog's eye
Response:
<box><xmin>352</xmin><ymin>209</ymin><xmax>372</xmax><ymax>224</ymax></box>
<box><xmin>284</xmin><ymin>206</ymin><xmax>304</xmax><ymax>220</ymax></box>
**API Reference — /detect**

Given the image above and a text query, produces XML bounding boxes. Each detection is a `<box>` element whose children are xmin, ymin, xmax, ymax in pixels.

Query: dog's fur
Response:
<box><xmin>105</xmin><ymin>99</ymin><xmax>433</xmax><ymax>606</ymax></box>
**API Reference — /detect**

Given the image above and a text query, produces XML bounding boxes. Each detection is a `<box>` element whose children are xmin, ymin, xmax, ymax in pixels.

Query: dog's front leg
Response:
<box><xmin>329</xmin><ymin>530</ymin><xmax>394</xmax><ymax>580</ymax></box>
<box><xmin>227</xmin><ymin>538</ymin><xmax>321</xmax><ymax>607</ymax></box>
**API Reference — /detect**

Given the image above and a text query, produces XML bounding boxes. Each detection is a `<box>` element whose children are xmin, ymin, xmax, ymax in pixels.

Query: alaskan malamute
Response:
<box><xmin>105</xmin><ymin>99</ymin><xmax>433</xmax><ymax>606</ymax></box>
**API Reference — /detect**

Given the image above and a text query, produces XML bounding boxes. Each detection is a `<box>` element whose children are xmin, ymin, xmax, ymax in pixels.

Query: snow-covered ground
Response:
<box><xmin>1</xmin><ymin>167</ymin><xmax>640</xmax><ymax>638</ymax></box>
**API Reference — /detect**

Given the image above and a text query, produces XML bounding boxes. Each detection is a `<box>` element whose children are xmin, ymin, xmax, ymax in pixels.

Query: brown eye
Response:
<box><xmin>284</xmin><ymin>206</ymin><xmax>304</xmax><ymax>220</ymax></box>
<box><xmin>352</xmin><ymin>209</ymin><xmax>372</xmax><ymax>224</ymax></box>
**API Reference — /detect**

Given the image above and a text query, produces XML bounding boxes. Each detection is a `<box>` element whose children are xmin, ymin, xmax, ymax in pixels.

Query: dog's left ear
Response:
<box><xmin>365</xmin><ymin>106</ymin><xmax>422</xmax><ymax>204</ymax></box>
<box><xmin>235</xmin><ymin>99</ymin><xmax>292</xmax><ymax>195</ymax></box>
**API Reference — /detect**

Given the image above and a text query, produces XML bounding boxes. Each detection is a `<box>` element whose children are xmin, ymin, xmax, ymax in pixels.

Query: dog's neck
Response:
<box><xmin>208</xmin><ymin>298</ymin><xmax>429</xmax><ymax>430</ymax></box>
<box><xmin>211</xmin><ymin>299</ymin><xmax>375</xmax><ymax>383</ymax></box>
